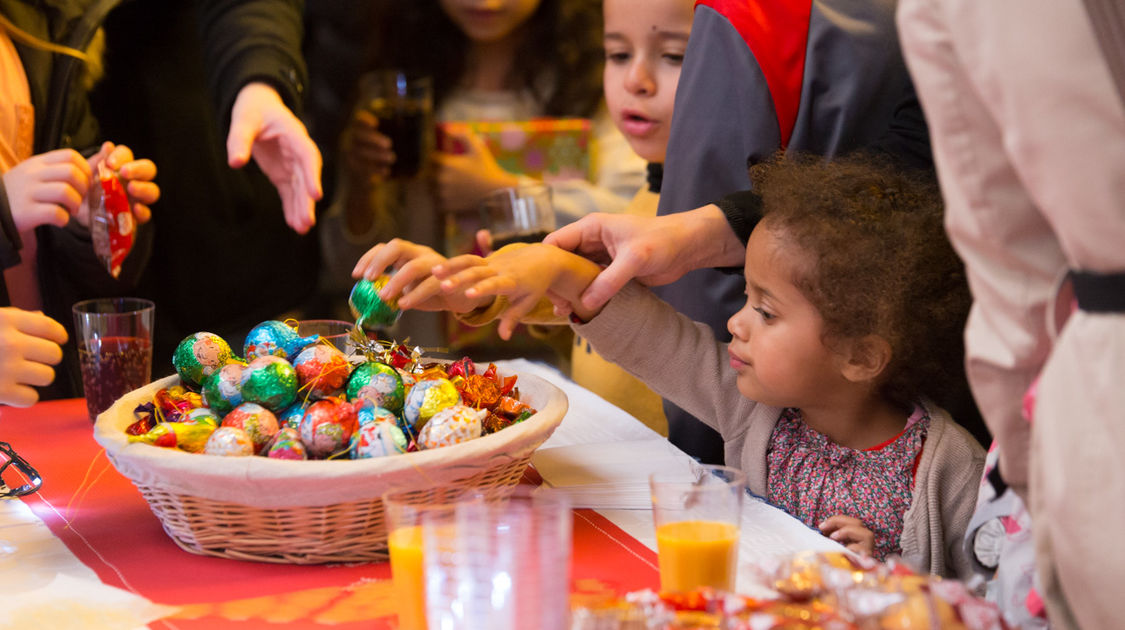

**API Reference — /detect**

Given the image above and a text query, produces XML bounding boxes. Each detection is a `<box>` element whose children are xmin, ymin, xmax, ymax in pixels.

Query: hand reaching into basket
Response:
<box><xmin>351</xmin><ymin>238</ymin><xmax>492</xmax><ymax>313</ymax></box>
<box><xmin>432</xmin><ymin>242</ymin><xmax>604</xmax><ymax>340</ymax></box>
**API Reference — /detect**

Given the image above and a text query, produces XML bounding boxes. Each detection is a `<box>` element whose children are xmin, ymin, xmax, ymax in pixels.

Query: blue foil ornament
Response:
<box><xmin>243</xmin><ymin>320</ymin><xmax>319</xmax><ymax>361</ymax></box>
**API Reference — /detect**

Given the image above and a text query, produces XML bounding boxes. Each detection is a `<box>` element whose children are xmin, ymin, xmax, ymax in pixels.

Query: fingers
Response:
<box><xmin>397</xmin><ymin>275</ymin><xmax>445</xmax><ymax>310</ymax></box>
<box><xmin>0</xmin><ymin>381</ymin><xmax>43</xmax><ymax>407</ymax></box>
<box><xmin>543</xmin><ymin>216</ymin><xmax>600</xmax><ymax>256</ymax></box>
<box><xmin>353</xmin><ymin>239</ymin><xmax>432</xmax><ymax>281</ymax></box>
<box><xmin>475</xmin><ymin>229</ymin><xmax>493</xmax><ymax>255</ymax></box>
<box><xmin>445</xmin><ymin>268</ymin><xmax>503</xmax><ymax>297</ymax></box>
<box><xmin>31</xmin><ymin>179</ymin><xmax>85</xmax><ymax>215</ymax></box>
<box><xmin>13</xmin><ymin>311</ymin><xmax>68</xmax><ymax>345</ymax></box>
<box><xmin>45</xmin><ymin>148</ymin><xmax>93</xmax><ymax>181</ymax></box>
<box><xmin>431</xmin><ymin>254</ymin><xmax>488</xmax><ymax>280</ymax></box>
<box><xmin>580</xmin><ymin>254</ymin><xmax>639</xmax><ymax>311</ymax></box>
<box><xmin>497</xmin><ymin>294</ymin><xmax>538</xmax><ymax>340</ymax></box>
<box><xmin>282</xmin><ymin>179</ymin><xmax>316</xmax><ymax>234</ymax></box>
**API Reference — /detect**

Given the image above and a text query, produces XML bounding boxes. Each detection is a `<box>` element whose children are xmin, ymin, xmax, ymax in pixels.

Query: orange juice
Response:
<box><xmin>655</xmin><ymin>520</ymin><xmax>739</xmax><ymax>592</ymax></box>
<box><xmin>388</xmin><ymin>525</ymin><xmax>426</xmax><ymax>630</ymax></box>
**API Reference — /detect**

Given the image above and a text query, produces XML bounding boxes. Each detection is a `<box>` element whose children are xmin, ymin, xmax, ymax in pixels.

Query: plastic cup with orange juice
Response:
<box><xmin>382</xmin><ymin>489</ymin><xmax>462</xmax><ymax>630</ymax></box>
<box><xmin>650</xmin><ymin>464</ymin><xmax>746</xmax><ymax>592</ymax></box>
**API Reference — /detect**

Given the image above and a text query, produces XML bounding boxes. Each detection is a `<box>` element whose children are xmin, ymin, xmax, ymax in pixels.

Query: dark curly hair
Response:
<box><xmin>366</xmin><ymin>0</ymin><xmax>604</xmax><ymax>117</ymax></box>
<box><xmin>749</xmin><ymin>154</ymin><xmax>972</xmax><ymax>411</ymax></box>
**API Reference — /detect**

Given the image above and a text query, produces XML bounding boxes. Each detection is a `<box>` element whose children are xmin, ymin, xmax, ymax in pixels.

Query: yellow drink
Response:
<box><xmin>655</xmin><ymin>520</ymin><xmax>739</xmax><ymax>592</ymax></box>
<box><xmin>388</xmin><ymin>525</ymin><xmax>426</xmax><ymax>630</ymax></box>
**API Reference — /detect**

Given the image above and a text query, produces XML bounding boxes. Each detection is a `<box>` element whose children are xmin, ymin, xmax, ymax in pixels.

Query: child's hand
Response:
<box><xmin>352</xmin><ymin>238</ymin><xmax>490</xmax><ymax>313</ymax></box>
<box><xmin>77</xmin><ymin>142</ymin><xmax>159</xmax><ymax>228</ymax></box>
<box><xmin>431</xmin><ymin>126</ymin><xmax>519</xmax><ymax>214</ymax></box>
<box><xmin>2</xmin><ymin>148</ymin><xmax>92</xmax><ymax>232</ymax></box>
<box><xmin>434</xmin><ymin>243</ymin><xmax>601</xmax><ymax>340</ymax></box>
<box><xmin>0</xmin><ymin>308</ymin><xmax>68</xmax><ymax>407</ymax></box>
<box><xmin>818</xmin><ymin>515</ymin><xmax>876</xmax><ymax>557</ymax></box>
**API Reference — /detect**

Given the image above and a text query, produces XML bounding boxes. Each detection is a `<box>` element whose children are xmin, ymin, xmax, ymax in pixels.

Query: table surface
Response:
<box><xmin>0</xmin><ymin>359</ymin><xmax>839</xmax><ymax>629</ymax></box>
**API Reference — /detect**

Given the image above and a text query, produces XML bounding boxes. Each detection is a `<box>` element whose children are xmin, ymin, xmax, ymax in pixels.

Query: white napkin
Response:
<box><xmin>0</xmin><ymin>573</ymin><xmax>177</xmax><ymax>630</ymax></box>
<box><xmin>532</xmin><ymin>438</ymin><xmax>695</xmax><ymax>509</ymax></box>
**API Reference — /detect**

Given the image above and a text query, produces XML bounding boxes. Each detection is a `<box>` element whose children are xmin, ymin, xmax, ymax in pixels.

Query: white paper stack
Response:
<box><xmin>531</xmin><ymin>438</ymin><xmax>697</xmax><ymax>510</ymax></box>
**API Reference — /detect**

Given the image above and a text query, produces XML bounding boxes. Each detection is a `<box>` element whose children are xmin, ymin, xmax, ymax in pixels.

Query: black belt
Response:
<box><xmin>1069</xmin><ymin>270</ymin><xmax>1125</xmax><ymax>312</ymax></box>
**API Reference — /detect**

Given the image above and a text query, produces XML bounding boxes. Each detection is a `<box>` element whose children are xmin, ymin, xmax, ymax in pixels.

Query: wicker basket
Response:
<box><xmin>92</xmin><ymin>369</ymin><xmax>568</xmax><ymax>564</ymax></box>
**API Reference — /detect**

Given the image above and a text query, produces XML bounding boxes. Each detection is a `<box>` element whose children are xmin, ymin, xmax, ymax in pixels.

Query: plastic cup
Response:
<box><xmin>480</xmin><ymin>184</ymin><xmax>556</xmax><ymax>250</ymax></box>
<box><xmin>423</xmin><ymin>486</ymin><xmax>572</xmax><ymax>630</ymax></box>
<box><xmin>72</xmin><ymin>298</ymin><xmax>154</xmax><ymax>422</ymax></box>
<box><xmin>650</xmin><ymin>464</ymin><xmax>746</xmax><ymax>593</ymax></box>
<box><xmin>294</xmin><ymin>319</ymin><xmax>358</xmax><ymax>353</ymax></box>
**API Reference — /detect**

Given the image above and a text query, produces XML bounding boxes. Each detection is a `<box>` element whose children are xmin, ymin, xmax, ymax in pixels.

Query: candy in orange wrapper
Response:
<box><xmin>459</xmin><ymin>373</ymin><xmax>500</xmax><ymax>409</ymax></box>
<box><xmin>90</xmin><ymin>162</ymin><xmax>135</xmax><ymax>278</ymax></box>
<box><xmin>128</xmin><ymin>421</ymin><xmax>215</xmax><ymax>453</ymax></box>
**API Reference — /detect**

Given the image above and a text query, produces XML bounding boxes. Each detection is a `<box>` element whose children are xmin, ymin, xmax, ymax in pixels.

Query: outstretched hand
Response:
<box><xmin>352</xmin><ymin>238</ymin><xmax>487</xmax><ymax>313</ymax></box>
<box><xmin>227</xmin><ymin>82</ymin><xmax>323</xmax><ymax>235</ymax></box>
<box><xmin>0</xmin><ymin>308</ymin><xmax>68</xmax><ymax>407</ymax></box>
<box><xmin>544</xmin><ymin>205</ymin><xmax>743</xmax><ymax>311</ymax></box>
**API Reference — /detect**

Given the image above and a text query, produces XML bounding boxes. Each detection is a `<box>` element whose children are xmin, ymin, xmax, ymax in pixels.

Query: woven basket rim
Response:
<box><xmin>93</xmin><ymin>367</ymin><xmax>568</xmax><ymax>508</ymax></box>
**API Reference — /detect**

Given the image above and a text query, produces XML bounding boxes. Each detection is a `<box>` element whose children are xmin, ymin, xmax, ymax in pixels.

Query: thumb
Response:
<box><xmin>580</xmin><ymin>256</ymin><xmax>637</xmax><ymax>311</ymax></box>
<box><xmin>226</xmin><ymin>115</ymin><xmax>258</xmax><ymax>168</ymax></box>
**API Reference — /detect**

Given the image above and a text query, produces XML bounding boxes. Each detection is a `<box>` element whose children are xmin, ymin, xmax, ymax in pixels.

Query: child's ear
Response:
<box><xmin>840</xmin><ymin>334</ymin><xmax>892</xmax><ymax>384</ymax></box>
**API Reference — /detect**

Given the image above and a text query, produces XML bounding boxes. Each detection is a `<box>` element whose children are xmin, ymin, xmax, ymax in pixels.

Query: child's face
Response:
<box><xmin>726</xmin><ymin>223</ymin><xmax>851</xmax><ymax>408</ymax></box>
<box><xmin>439</xmin><ymin>0</ymin><xmax>541</xmax><ymax>44</ymax></box>
<box><xmin>602</xmin><ymin>0</ymin><xmax>693</xmax><ymax>163</ymax></box>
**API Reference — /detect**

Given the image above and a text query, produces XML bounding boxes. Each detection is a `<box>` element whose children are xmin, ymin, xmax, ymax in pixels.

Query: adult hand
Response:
<box><xmin>431</xmin><ymin>125</ymin><xmax>519</xmax><ymax>214</ymax></box>
<box><xmin>227</xmin><ymin>82</ymin><xmax>323</xmax><ymax>234</ymax></box>
<box><xmin>0</xmin><ymin>308</ymin><xmax>68</xmax><ymax>407</ymax></box>
<box><xmin>3</xmin><ymin>148</ymin><xmax>91</xmax><ymax>232</ymax></box>
<box><xmin>818</xmin><ymin>515</ymin><xmax>876</xmax><ymax>557</ymax></box>
<box><xmin>76</xmin><ymin>142</ymin><xmax>159</xmax><ymax>228</ymax></box>
<box><xmin>543</xmin><ymin>205</ymin><xmax>744</xmax><ymax>310</ymax></box>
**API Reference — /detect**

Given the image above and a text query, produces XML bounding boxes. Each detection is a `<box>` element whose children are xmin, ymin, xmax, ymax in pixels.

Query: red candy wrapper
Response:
<box><xmin>91</xmin><ymin>162</ymin><xmax>135</xmax><ymax>278</ymax></box>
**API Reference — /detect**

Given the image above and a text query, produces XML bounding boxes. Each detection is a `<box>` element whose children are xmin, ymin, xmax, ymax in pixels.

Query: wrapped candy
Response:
<box><xmin>349</xmin><ymin>276</ymin><xmax>401</xmax><ymax>328</ymax></box>
<box><xmin>266</xmin><ymin>426</ymin><xmax>308</xmax><ymax>460</ymax></box>
<box><xmin>90</xmin><ymin>162</ymin><xmax>135</xmax><ymax>278</ymax></box>
<box><xmin>276</xmin><ymin>401</ymin><xmax>309</xmax><ymax>430</ymax></box>
<box><xmin>298</xmin><ymin>398</ymin><xmax>359</xmax><ymax>458</ymax></box>
<box><xmin>222</xmin><ymin>402</ymin><xmax>280</xmax><ymax>455</ymax></box>
<box><xmin>243</xmin><ymin>320</ymin><xmax>319</xmax><ymax>361</ymax></box>
<box><xmin>184</xmin><ymin>407</ymin><xmax>221</xmax><ymax>428</ymax></box>
<box><xmin>403</xmin><ymin>377</ymin><xmax>460</xmax><ymax>431</ymax></box>
<box><xmin>293</xmin><ymin>343</ymin><xmax>352</xmax><ymax>399</ymax></box>
<box><xmin>204</xmin><ymin>426</ymin><xmax>255</xmax><ymax>456</ymax></box>
<box><xmin>346</xmin><ymin>361</ymin><xmax>405</xmax><ymax>413</ymax></box>
<box><xmin>459</xmin><ymin>374</ymin><xmax>501</xmax><ymax>409</ymax></box>
<box><xmin>127</xmin><ymin>421</ymin><xmax>216</xmax><ymax>453</ymax></box>
<box><xmin>173</xmin><ymin>332</ymin><xmax>234</xmax><ymax>388</ymax></box>
<box><xmin>201</xmin><ymin>362</ymin><xmax>245</xmax><ymax>416</ymax></box>
<box><xmin>351</xmin><ymin>402</ymin><xmax>408</xmax><ymax>458</ymax></box>
<box><xmin>153</xmin><ymin>385</ymin><xmax>203</xmax><ymax>422</ymax></box>
<box><xmin>445</xmin><ymin>356</ymin><xmax>476</xmax><ymax>379</ymax></box>
<box><xmin>417</xmin><ymin>404</ymin><xmax>485</xmax><ymax>449</ymax></box>
<box><xmin>239</xmin><ymin>355</ymin><xmax>298</xmax><ymax>412</ymax></box>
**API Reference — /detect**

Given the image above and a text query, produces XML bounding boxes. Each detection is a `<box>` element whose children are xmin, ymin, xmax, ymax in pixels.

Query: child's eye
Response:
<box><xmin>662</xmin><ymin>53</ymin><xmax>684</xmax><ymax>65</ymax></box>
<box><xmin>752</xmin><ymin>306</ymin><xmax>776</xmax><ymax>321</ymax></box>
<box><xmin>605</xmin><ymin>51</ymin><xmax>631</xmax><ymax>63</ymax></box>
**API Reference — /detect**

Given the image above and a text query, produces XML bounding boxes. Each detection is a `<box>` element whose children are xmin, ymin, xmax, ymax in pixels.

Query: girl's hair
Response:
<box><xmin>367</xmin><ymin>0</ymin><xmax>603</xmax><ymax>117</ymax></box>
<box><xmin>0</xmin><ymin>13</ymin><xmax>104</xmax><ymax>88</ymax></box>
<box><xmin>750</xmin><ymin>154</ymin><xmax>972</xmax><ymax>409</ymax></box>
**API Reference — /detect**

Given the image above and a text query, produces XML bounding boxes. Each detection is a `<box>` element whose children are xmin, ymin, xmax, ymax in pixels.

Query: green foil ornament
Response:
<box><xmin>349</xmin><ymin>276</ymin><xmax>401</xmax><ymax>329</ymax></box>
<box><xmin>239</xmin><ymin>355</ymin><xmax>298</xmax><ymax>412</ymax></box>
<box><xmin>172</xmin><ymin>332</ymin><xmax>233</xmax><ymax>388</ymax></box>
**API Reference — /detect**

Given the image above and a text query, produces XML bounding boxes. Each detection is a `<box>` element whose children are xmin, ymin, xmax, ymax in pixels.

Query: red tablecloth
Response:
<box><xmin>1</xmin><ymin>399</ymin><xmax>658</xmax><ymax>629</ymax></box>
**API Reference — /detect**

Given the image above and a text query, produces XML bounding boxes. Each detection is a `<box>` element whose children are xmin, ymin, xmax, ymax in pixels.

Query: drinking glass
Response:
<box><xmin>72</xmin><ymin>298</ymin><xmax>154</xmax><ymax>422</ymax></box>
<box><xmin>423</xmin><ymin>486</ymin><xmax>572</xmax><ymax>630</ymax></box>
<box><xmin>294</xmin><ymin>319</ymin><xmax>359</xmax><ymax>354</ymax></box>
<box><xmin>650</xmin><ymin>464</ymin><xmax>746</xmax><ymax>592</ymax></box>
<box><xmin>480</xmin><ymin>184</ymin><xmax>556</xmax><ymax>250</ymax></box>
<box><xmin>357</xmin><ymin>70</ymin><xmax>433</xmax><ymax>179</ymax></box>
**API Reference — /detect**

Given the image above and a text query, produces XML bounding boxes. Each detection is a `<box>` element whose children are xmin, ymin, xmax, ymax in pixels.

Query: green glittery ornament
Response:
<box><xmin>239</xmin><ymin>355</ymin><xmax>298</xmax><ymax>412</ymax></box>
<box><xmin>349</xmin><ymin>276</ymin><xmax>401</xmax><ymax>329</ymax></box>
<box><xmin>172</xmin><ymin>332</ymin><xmax>233</xmax><ymax>388</ymax></box>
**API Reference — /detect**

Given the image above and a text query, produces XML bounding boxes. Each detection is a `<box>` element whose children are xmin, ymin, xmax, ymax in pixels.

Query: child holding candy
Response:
<box><xmin>382</xmin><ymin>155</ymin><xmax>985</xmax><ymax>577</ymax></box>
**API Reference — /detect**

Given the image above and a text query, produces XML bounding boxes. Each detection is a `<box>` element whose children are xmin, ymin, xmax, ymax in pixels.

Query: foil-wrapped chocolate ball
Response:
<box><xmin>185</xmin><ymin>407</ymin><xmax>221</xmax><ymax>428</ymax></box>
<box><xmin>239</xmin><ymin>355</ymin><xmax>298</xmax><ymax>412</ymax></box>
<box><xmin>173</xmin><ymin>332</ymin><xmax>233</xmax><ymax>388</ymax></box>
<box><xmin>201</xmin><ymin>362</ymin><xmax>245</xmax><ymax>416</ymax></box>
<box><xmin>222</xmin><ymin>402</ymin><xmax>280</xmax><ymax>455</ymax></box>
<box><xmin>277</xmin><ymin>401</ymin><xmax>309</xmax><ymax>431</ymax></box>
<box><xmin>298</xmin><ymin>398</ymin><xmax>359</xmax><ymax>458</ymax></box>
<box><xmin>293</xmin><ymin>343</ymin><xmax>352</xmax><ymax>399</ymax></box>
<box><xmin>346</xmin><ymin>361</ymin><xmax>405</xmax><ymax>413</ymax></box>
<box><xmin>351</xmin><ymin>403</ymin><xmax>408</xmax><ymax>458</ymax></box>
<box><xmin>403</xmin><ymin>377</ymin><xmax>460</xmax><ymax>431</ymax></box>
<box><xmin>243</xmin><ymin>320</ymin><xmax>319</xmax><ymax>361</ymax></box>
<box><xmin>203</xmin><ymin>426</ymin><xmax>255</xmax><ymax>456</ymax></box>
<box><xmin>266</xmin><ymin>426</ymin><xmax>308</xmax><ymax>460</ymax></box>
<box><xmin>349</xmin><ymin>276</ymin><xmax>401</xmax><ymax>329</ymax></box>
<box><xmin>417</xmin><ymin>404</ymin><xmax>486</xmax><ymax>449</ymax></box>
